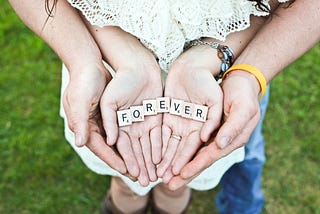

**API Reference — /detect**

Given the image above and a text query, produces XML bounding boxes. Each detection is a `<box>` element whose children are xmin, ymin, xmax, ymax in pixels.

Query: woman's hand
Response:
<box><xmin>157</xmin><ymin>45</ymin><xmax>223</xmax><ymax>183</ymax></box>
<box><xmin>63</xmin><ymin>63</ymin><xmax>127</xmax><ymax>175</ymax></box>
<box><xmin>167</xmin><ymin>71</ymin><xmax>261</xmax><ymax>190</ymax></box>
<box><xmin>101</xmin><ymin>67</ymin><xmax>163</xmax><ymax>186</ymax></box>
<box><xmin>94</xmin><ymin>27</ymin><xmax>163</xmax><ymax>186</ymax></box>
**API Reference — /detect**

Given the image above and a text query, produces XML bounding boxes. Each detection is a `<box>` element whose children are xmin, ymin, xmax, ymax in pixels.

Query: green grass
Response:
<box><xmin>1</xmin><ymin>2</ymin><xmax>319</xmax><ymax>214</ymax></box>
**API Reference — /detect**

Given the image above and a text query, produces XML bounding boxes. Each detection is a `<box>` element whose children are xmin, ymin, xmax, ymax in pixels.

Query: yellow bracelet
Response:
<box><xmin>222</xmin><ymin>64</ymin><xmax>267</xmax><ymax>101</ymax></box>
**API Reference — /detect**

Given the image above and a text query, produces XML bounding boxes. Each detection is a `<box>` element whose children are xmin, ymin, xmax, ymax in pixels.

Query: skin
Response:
<box><xmin>10</xmin><ymin>0</ymin><xmax>319</xmax><ymax>192</ymax></box>
<box><xmin>8</xmin><ymin>0</ymin><xmax>127</xmax><ymax>174</ymax></box>
<box><xmin>157</xmin><ymin>14</ymin><xmax>271</xmax><ymax>182</ymax></box>
<box><xmin>167</xmin><ymin>0</ymin><xmax>320</xmax><ymax>190</ymax></box>
<box><xmin>83</xmin><ymin>25</ymin><xmax>163</xmax><ymax>186</ymax></box>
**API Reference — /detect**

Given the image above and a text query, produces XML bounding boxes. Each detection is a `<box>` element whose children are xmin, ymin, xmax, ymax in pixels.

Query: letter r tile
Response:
<box><xmin>193</xmin><ymin>104</ymin><xmax>208</xmax><ymax>122</ymax></box>
<box><xmin>143</xmin><ymin>99</ymin><xmax>157</xmax><ymax>115</ymax></box>
<box><xmin>117</xmin><ymin>109</ymin><xmax>132</xmax><ymax>126</ymax></box>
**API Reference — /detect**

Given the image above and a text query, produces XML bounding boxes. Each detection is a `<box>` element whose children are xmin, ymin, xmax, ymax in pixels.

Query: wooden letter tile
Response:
<box><xmin>130</xmin><ymin>106</ymin><xmax>144</xmax><ymax>122</ymax></box>
<box><xmin>193</xmin><ymin>104</ymin><xmax>208</xmax><ymax>122</ymax></box>
<box><xmin>170</xmin><ymin>98</ymin><xmax>183</xmax><ymax>116</ymax></box>
<box><xmin>181</xmin><ymin>102</ymin><xmax>194</xmax><ymax>119</ymax></box>
<box><xmin>117</xmin><ymin>109</ymin><xmax>132</xmax><ymax>126</ymax></box>
<box><xmin>156</xmin><ymin>97</ymin><xmax>170</xmax><ymax>113</ymax></box>
<box><xmin>143</xmin><ymin>99</ymin><xmax>157</xmax><ymax>115</ymax></box>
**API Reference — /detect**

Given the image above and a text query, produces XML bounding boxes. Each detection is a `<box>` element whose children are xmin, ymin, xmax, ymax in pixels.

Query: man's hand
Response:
<box><xmin>167</xmin><ymin>71</ymin><xmax>261</xmax><ymax>190</ymax></box>
<box><xmin>62</xmin><ymin>63</ymin><xmax>127</xmax><ymax>175</ymax></box>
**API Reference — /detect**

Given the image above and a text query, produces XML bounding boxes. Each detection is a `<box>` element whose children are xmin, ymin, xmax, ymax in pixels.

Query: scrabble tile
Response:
<box><xmin>193</xmin><ymin>104</ymin><xmax>208</xmax><ymax>122</ymax></box>
<box><xmin>130</xmin><ymin>106</ymin><xmax>144</xmax><ymax>122</ymax></box>
<box><xmin>117</xmin><ymin>109</ymin><xmax>132</xmax><ymax>126</ymax></box>
<box><xmin>170</xmin><ymin>98</ymin><xmax>183</xmax><ymax>116</ymax></box>
<box><xmin>181</xmin><ymin>102</ymin><xmax>194</xmax><ymax>119</ymax></box>
<box><xmin>156</xmin><ymin>97</ymin><xmax>170</xmax><ymax>113</ymax></box>
<box><xmin>143</xmin><ymin>99</ymin><xmax>157</xmax><ymax>115</ymax></box>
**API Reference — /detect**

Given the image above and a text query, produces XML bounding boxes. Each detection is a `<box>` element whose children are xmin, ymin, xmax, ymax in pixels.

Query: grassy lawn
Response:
<box><xmin>1</xmin><ymin>2</ymin><xmax>319</xmax><ymax>214</ymax></box>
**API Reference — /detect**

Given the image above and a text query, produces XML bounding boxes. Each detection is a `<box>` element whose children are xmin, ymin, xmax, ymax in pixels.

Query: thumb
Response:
<box><xmin>63</xmin><ymin>88</ymin><xmax>91</xmax><ymax>147</ymax></box>
<box><xmin>200</xmin><ymin>102</ymin><xmax>222</xmax><ymax>142</ymax></box>
<box><xmin>215</xmin><ymin>107</ymin><xmax>252</xmax><ymax>149</ymax></box>
<box><xmin>100</xmin><ymin>98</ymin><xmax>118</xmax><ymax>146</ymax></box>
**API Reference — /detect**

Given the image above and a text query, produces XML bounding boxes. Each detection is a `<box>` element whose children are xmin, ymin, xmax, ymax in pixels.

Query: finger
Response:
<box><xmin>150</xmin><ymin>126</ymin><xmax>162</xmax><ymax>165</ymax></box>
<box><xmin>63</xmin><ymin>89</ymin><xmax>90</xmax><ymax>147</ymax></box>
<box><xmin>157</xmin><ymin>134</ymin><xmax>181</xmax><ymax>177</ymax></box>
<box><xmin>162</xmin><ymin>166</ymin><xmax>174</xmax><ymax>184</ymax></box>
<box><xmin>161</xmin><ymin>125</ymin><xmax>171</xmax><ymax>157</ymax></box>
<box><xmin>200</xmin><ymin>101</ymin><xmax>223</xmax><ymax>142</ymax></box>
<box><xmin>179</xmin><ymin>141</ymin><xmax>220</xmax><ymax>179</ymax></box>
<box><xmin>140</xmin><ymin>134</ymin><xmax>157</xmax><ymax>182</ymax></box>
<box><xmin>131</xmin><ymin>137</ymin><xmax>150</xmax><ymax>186</ymax></box>
<box><xmin>180</xmin><ymin>113</ymin><xmax>260</xmax><ymax>179</ymax></box>
<box><xmin>117</xmin><ymin>131</ymin><xmax>140</xmax><ymax>178</ymax></box>
<box><xmin>86</xmin><ymin>131</ymin><xmax>127</xmax><ymax>174</ymax></box>
<box><xmin>168</xmin><ymin>173</ymin><xmax>200</xmax><ymax>191</ymax></box>
<box><xmin>172</xmin><ymin>131</ymin><xmax>202</xmax><ymax>175</ymax></box>
<box><xmin>123</xmin><ymin>173</ymin><xmax>138</xmax><ymax>182</ymax></box>
<box><xmin>100</xmin><ymin>95</ymin><xmax>119</xmax><ymax>146</ymax></box>
<box><xmin>215</xmin><ymin>106</ymin><xmax>256</xmax><ymax>149</ymax></box>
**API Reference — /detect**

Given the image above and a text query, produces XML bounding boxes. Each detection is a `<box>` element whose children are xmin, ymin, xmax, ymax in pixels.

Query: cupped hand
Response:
<box><xmin>96</xmin><ymin>27</ymin><xmax>163</xmax><ymax>186</ymax></box>
<box><xmin>157</xmin><ymin>46</ymin><xmax>224</xmax><ymax>183</ymax></box>
<box><xmin>167</xmin><ymin>70</ymin><xmax>262</xmax><ymax>190</ymax></box>
<box><xmin>62</xmin><ymin>63</ymin><xmax>127</xmax><ymax>175</ymax></box>
<box><xmin>101</xmin><ymin>67</ymin><xmax>163</xmax><ymax>186</ymax></box>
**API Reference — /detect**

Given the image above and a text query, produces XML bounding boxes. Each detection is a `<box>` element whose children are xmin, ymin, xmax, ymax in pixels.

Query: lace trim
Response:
<box><xmin>67</xmin><ymin>0</ymin><xmax>290</xmax><ymax>71</ymax></box>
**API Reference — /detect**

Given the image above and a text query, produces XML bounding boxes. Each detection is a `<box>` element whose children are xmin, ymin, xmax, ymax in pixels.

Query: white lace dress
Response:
<box><xmin>60</xmin><ymin>0</ymin><xmax>289</xmax><ymax>195</ymax></box>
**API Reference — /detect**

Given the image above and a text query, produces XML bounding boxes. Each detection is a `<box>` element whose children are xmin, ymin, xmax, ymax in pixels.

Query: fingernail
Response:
<box><xmin>169</xmin><ymin>181</ymin><xmax>182</xmax><ymax>191</ymax></box>
<box><xmin>75</xmin><ymin>133</ymin><xmax>84</xmax><ymax>147</ymax></box>
<box><xmin>218</xmin><ymin>136</ymin><xmax>231</xmax><ymax>149</ymax></box>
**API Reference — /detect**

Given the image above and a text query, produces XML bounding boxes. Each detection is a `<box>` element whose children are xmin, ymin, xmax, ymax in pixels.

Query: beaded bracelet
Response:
<box><xmin>188</xmin><ymin>39</ymin><xmax>234</xmax><ymax>81</ymax></box>
<box><xmin>222</xmin><ymin>64</ymin><xmax>267</xmax><ymax>101</ymax></box>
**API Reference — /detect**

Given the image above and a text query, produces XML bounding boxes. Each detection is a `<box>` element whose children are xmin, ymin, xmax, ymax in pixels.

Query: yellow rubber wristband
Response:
<box><xmin>222</xmin><ymin>64</ymin><xmax>267</xmax><ymax>101</ymax></box>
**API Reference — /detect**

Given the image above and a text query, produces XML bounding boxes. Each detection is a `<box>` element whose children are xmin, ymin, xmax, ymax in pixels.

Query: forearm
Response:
<box><xmin>9</xmin><ymin>0</ymin><xmax>103</xmax><ymax>72</ymax></box>
<box><xmin>173</xmin><ymin>14</ymin><xmax>271</xmax><ymax>77</ymax></box>
<box><xmin>235</xmin><ymin>0</ymin><xmax>320</xmax><ymax>83</ymax></box>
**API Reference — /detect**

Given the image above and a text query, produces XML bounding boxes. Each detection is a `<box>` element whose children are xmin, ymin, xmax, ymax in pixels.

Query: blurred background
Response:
<box><xmin>1</xmin><ymin>1</ymin><xmax>319</xmax><ymax>213</ymax></box>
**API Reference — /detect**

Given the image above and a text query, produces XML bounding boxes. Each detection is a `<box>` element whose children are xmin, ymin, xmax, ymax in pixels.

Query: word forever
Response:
<box><xmin>117</xmin><ymin>97</ymin><xmax>208</xmax><ymax>127</ymax></box>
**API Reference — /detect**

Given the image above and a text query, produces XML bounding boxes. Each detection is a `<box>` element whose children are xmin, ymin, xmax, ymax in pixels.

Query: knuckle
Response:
<box><xmin>231</xmin><ymin>124</ymin><xmax>243</xmax><ymax>137</ymax></box>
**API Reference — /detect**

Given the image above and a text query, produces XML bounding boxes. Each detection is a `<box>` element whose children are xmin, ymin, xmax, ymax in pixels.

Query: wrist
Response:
<box><xmin>223</xmin><ymin>70</ymin><xmax>261</xmax><ymax>97</ymax></box>
<box><xmin>67</xmin><ymin>59</ymin><xmax>112</xmax><ymax>81</ymax></box>
<box><xmin>184</xmin><ymin>38</ymin><xmax>234</xmax><ymax>79</ymax></box>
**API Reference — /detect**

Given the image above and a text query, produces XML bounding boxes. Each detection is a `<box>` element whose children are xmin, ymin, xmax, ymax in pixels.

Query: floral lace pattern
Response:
<box><xmin>68</xmin><ymin>0</ymin><xmax>289</xmax><ymax>71</ymax></box>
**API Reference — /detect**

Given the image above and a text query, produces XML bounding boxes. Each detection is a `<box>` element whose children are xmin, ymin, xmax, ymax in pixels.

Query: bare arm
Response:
<box><xmin>9</xmin><ymin>0</ymin><xmax>127</xmax><ymax>174</ymax></box>
<box><xmin>168</xmin><ymin>0</ymin><xmax>320</xmax><ymax>190</ymax></box>
<box><xmin>235</xmin><ymin>0</ymin><xmax>320</xmax><ymax>86</ymax></box>
<box><xmin>9</xmin><ymin>0</ymin><xmax>103</xmax><ymax>72</ymax></box>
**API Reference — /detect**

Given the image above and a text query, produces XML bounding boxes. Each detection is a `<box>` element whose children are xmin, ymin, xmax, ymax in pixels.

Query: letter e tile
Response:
<box><xmin>156</xmin><ymin>97</ymin><xmax>170</xmax><ymax>113</ymax></box>
<box><xmin>182</xmin><ymin>102</ymin><xmax>194</xmax><ymax>119</ymax></box>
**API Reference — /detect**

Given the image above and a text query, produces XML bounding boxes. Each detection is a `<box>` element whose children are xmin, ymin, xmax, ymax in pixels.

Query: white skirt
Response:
<box><xmin>59</xmin><ymin>64</ymin><xmax>244</xmax><ymax>195</ymax></box>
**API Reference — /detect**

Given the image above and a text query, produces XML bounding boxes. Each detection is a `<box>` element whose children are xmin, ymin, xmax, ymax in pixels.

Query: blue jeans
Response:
<box><xmin>216</xmin><ymin>86</ymin><xmax>270</xmax><ymax>214</ymax></box>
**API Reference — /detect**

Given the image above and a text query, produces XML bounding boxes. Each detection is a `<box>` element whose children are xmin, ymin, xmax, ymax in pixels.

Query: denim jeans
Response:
<box><xmin>216</xmin><ymin>86</ymin><xmax>270</xmax><ymax>214</ymax></box>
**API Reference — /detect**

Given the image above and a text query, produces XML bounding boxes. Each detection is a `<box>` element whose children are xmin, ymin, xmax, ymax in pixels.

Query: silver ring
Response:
<box><xmin>171</xmin><ymin>134</ymin><xmax>182</xmax><ymax>141</ymax></box>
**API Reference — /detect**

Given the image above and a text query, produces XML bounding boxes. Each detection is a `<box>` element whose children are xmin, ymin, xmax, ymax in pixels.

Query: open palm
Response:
<box><xmin>101</xmin><ymin>68</ymin><xmax>163</xmax><ymax>186</ymax></box>
<box><xmin>157</xmin><ymin>61</ymin><xmax>223</xmax><ymax>182</ymax></box>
